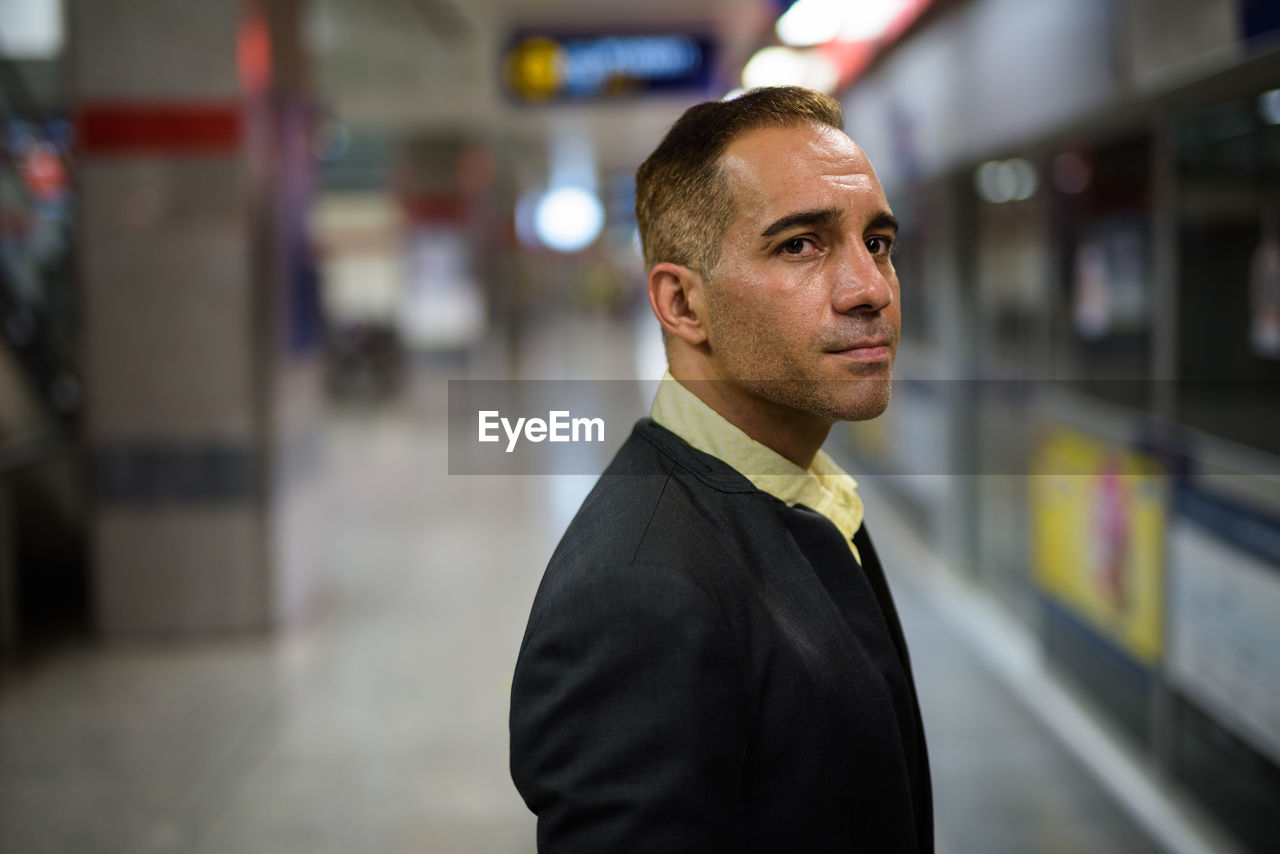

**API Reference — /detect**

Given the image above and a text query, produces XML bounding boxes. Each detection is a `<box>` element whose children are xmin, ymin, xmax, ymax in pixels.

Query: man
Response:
<box><xmin>510</xmin><ymin>86</ymin><xmax>932</xmax><ymax>852</ymax></box>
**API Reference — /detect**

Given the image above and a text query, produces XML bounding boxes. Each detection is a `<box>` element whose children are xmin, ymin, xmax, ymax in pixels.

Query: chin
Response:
<box><xmin>820</xmin><ymin>377</ymin><xmax>893</xmax><ymax>422</ymax></box>
<box><xmin>745</xmin><ymin>376</ymin><xmax>893</xmax><ymax>424</ymax></box>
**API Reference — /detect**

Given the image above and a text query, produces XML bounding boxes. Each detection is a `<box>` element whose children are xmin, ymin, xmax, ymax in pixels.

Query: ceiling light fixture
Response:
<box><xmin>776</xmin><ymin>0</ymin><xmax>911</xmax><ymax>48</ymax></box>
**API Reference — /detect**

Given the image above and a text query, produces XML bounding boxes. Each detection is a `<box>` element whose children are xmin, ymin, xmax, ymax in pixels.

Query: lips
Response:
<box><xmin>826</xmin><ymin>338</ymin><xmax>891</xmax><ymax>353</ymax></box>
<box><xmin>824</xmin><ymin>336</ymin><xmax>893</xmax><ymax>363</ymax></box>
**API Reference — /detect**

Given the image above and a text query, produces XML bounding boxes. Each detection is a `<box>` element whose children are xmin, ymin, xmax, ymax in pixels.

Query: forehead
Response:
<box><xmin>718</xmin><ymin>123</ymin><xmax>887</xmax><ymax>226</ymax></box>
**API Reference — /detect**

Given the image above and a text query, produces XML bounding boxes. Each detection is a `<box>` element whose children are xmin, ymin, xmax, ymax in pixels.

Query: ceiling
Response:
<box><xmin>307</xmin><ymin>0</ymin><xmax>776</xmax><ymax>172</ymax></box>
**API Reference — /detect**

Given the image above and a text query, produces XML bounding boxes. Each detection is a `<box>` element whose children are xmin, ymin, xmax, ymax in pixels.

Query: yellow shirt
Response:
<box><xmin>650</xmin><ymin>371</ymin><xmax>864</xmax><ymax>564</ymax></box>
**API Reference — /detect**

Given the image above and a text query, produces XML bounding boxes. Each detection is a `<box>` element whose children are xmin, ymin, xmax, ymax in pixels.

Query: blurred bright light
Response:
<box><xmin>1258</xmin><ymin>88</ymin><xmax>1280</xmax><ymax>125</ymax></box>
<box><xmin>742</xmin><ymin>46</ymin><xmax>837</xmax><ymax>93</ymax></box>
<box><xmin>776</xmin><ymin>0</ymin><xmax>909</xmax><ymax>47</ymax></box>
<box><xmin>0</xmin><ymin>0</ymin><xmax>62</xmax><ymax>58</ymax></box>
<box><xmin>776</xmin><ymin>0</ymin><xmax>843</xmax><ymax>47</ymax></box>
<box><xmin>975</xmin><ymin>158</ymin><xmax>1038</xmax><ymax>203</ymax></box>
<box><xmin>838</xmin><ymin>0</ymin><xmax>910</xmax><ymax>41</ymax></box>
<box><xmin>975</xmin><ymin>161</ymin><xmax>1002</xmax><ymax>202</ymax></box>
<box><xmin>534</xmin><ymin>186</ymin><xmax>604</xmax><ymax>253</ymax></box>
<box><xmin>1006</xmin><ymin>159</ymin><xmax>1037</xmax><ymax>201</ymax></box>
<box><xmin>722</xmin><ymin>87</ymin><xmax>746</xmax><ymax>101</ymax></box>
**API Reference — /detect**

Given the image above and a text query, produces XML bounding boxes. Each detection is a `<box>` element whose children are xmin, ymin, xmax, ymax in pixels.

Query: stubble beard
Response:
<box><xmin>741</xmin><ymin>373</ymin><xmax>893</xmax><ymax>424</ymax></box>
<box><xmin>706</xmin><ymin>316</ymin><xmax>894</xmax><ymax>425</ymax></box>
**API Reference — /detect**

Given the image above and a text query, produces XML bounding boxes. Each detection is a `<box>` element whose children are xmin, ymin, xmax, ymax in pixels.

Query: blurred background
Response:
<box><xmin>1</xmin><ymin>0</ymin><xmax>1279</xmax><ymax>851</ymax></box>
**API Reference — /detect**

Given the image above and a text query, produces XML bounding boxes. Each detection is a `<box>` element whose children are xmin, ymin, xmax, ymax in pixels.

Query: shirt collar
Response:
<box><xmin>650</xmin><ymin>371</ymin><xmax>864</xmax><ymax>551</ymax></box>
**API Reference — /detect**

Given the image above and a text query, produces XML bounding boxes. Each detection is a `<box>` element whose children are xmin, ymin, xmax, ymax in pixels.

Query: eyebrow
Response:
<box><xmin>759</xmin><ymin>207</ymin><xmax>900</xmax><ymax>239</ymax></box>
<box><xmin>761</xmin><ymin>207</ymin><xmax>843</xmax><ymax>238</ymax></box>
<box><xmin>867</xmin><ymin>211</ymin><xmax>900</xmax><ymax>235</ymax></box>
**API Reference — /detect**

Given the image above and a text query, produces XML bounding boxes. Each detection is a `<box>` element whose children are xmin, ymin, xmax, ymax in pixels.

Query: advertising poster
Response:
<box><xmin>1031</xmin><ymin>427</ymin><xmax>1168</xmax><ymax>665</ymax></box>
<box><xmin>1168</xmin><ymin>488</ymin><xmax>1280</xmax><ymax>765</ymax></box>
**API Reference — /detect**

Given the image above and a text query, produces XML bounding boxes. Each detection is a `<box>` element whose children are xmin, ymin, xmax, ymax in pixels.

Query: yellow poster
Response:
<box><xmin>1031</xmin><ymin>427</ymin><xmax>1168</xmax><ymax>665</ymax></box>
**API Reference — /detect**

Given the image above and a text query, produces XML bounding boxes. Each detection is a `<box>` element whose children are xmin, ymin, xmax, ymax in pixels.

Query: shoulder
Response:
<box><xmin>537</xmin><ymin>419</ymin><xmax>775</xmax><ymax>608</ymax></box>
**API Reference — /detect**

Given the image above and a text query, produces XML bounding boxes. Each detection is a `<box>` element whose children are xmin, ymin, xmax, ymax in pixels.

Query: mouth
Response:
<box><xmin>825</xmin><ymin>339</ymin><xmax>893</xmax><ymax>363</ymax></box>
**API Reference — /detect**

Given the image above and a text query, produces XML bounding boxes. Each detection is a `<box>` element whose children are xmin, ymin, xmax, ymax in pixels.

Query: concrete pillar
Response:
<box><xmin>71</xmin><ymin>0</ymin><xmax>321</xmax><ymax>634</ymax></box>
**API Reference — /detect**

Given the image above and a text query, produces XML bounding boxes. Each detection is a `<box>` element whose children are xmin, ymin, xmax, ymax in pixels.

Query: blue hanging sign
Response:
<box><xmin>503</xmin><ymin>32</ymin><xmax>716</xmax><ymax>103</ymax></box>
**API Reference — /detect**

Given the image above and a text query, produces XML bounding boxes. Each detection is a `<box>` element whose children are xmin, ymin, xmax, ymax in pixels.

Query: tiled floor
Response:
<box><xmin>1</xmin><ymin>379</ymin><xmax>547</xmax><ymax>853</ymax></box>
<box><xmin>0</xmin><ymin>314</ymin><xmax>1171</xmax><ymax>853</ymax></box>
<box><xmin>874</xmin><ymin>510</ymin><xmax>1161</xmax><ymax>854</ymax></box>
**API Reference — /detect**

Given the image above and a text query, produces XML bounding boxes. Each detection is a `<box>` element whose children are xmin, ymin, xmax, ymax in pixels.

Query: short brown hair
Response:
<box><xmin>635</xmin><ymin>86</ymin><xmax>844</xmax><ymax>276</ymax></box>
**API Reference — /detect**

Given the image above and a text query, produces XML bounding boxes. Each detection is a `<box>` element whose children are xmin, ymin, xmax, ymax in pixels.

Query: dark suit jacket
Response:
<box><xmin>510</xmin><ymin>419</ymin><xmax>932</xmax><ymax>853</ymax></box>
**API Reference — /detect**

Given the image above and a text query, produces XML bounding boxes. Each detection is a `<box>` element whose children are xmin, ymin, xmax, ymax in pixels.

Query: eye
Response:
<box><xmin>866</xmin><ymin>235</ymin><xmax>895</xmax><ymax>257</ymax></box>
<box><xmin>779</xmin><ymin>236</ymin><xmax>821</xmax><ymax>257</ymax></box>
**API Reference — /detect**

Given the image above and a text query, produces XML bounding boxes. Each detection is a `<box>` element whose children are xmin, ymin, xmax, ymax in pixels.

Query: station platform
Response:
<box><xmin>0</xmin><ymin>333</ymin><xmax>1241</xmax><ymax>852</ymax></box>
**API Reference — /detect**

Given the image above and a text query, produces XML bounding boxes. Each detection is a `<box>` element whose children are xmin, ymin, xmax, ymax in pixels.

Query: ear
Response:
<box><xmin>647</xmin><ymin>262</ymin><xmax>708</xmax><ymax>346</ymax></box>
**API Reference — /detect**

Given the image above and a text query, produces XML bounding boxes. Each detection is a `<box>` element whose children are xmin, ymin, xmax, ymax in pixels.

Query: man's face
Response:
<box><xmin>699</xmin><ymin>121</ymin><xmax>901</xmax><ymax>426</ymax></box>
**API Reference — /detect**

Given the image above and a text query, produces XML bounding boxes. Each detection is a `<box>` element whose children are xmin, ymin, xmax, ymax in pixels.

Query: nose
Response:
<box><xmin>830</xmin><ymin>243</ymin><xmax>894</xmax><ymax>315</ymax></box>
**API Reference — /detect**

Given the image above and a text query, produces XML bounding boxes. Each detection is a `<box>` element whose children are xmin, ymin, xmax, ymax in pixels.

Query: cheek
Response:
<box><xmin>711</xmin><ymin>261</ymin><xmax>828</xmax><ymax>338</ymax></box>
<box><xmin>709</xmin><ymin>285</ymin><xmax>787</xmax><ymax>358</ymax></box>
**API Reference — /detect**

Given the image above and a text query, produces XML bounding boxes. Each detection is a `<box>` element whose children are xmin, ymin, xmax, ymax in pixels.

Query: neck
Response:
<box><xmin>668</xmin><ymin>355</ymin><xmax>832</xmax><ymax>469</ymax></box>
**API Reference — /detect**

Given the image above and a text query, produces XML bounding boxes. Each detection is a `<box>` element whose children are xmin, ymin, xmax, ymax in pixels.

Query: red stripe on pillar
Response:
<box><xmin>77</xmin><ymin>102</ymin><xmax>242</xmax><ymax>155</ymax></box>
